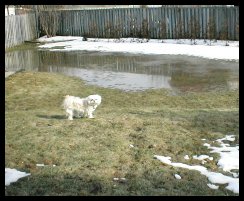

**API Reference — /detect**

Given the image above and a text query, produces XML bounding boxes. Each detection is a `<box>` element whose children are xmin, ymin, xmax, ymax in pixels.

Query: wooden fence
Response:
<box><xmin>5</xmin><ymin>13</ymin><xmax>37</xmax><ymax>49</ymax></box>
<box><xmin>5</xmin><ymin>6</ymin><xmax>239</xmax><ymax>50</ymax></box>
<box><xmin>55</xmin><ymin>6</ymin><xmax>239</xmax><ymax>40</ymax></box>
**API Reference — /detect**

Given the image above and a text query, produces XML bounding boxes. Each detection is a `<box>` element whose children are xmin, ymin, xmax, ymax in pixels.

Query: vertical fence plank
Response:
<box><xmin>232</xmin><ymin>8</ymin><xmax>235</xmax><ymax>40</ymax></box>
<box><xmin>115</xmin><ymin>8</ymin><xmax>118</xmax><ymax>38</ymax></box>
<box><xmin>90</xmin><ymin>9</ymin><xmax>95</xmax><ymax>37</ymax></box>
<box><xmin>94</xmin><ymin>9</ymin><xmax>99</xmax><ymax>38</ymax></box>
<box><xmin>210</xmin><ymin>7</ymin><xmax>214</xmax><ymax>39</ymax></box>
<box><xmin>69</xmin><ymin>11</ymin><xmax>72</xmax><ymax>35</ymax></box>
<box><xmin>104</xmin><ymin>9</ymin><xmax>108</xmax><ymax>38</ymax></box>
<box><xmin>117</xmin><ymin>8</ymin><xmax>121</xmax><ymax>38</ymax></box>
<box><xmin>63</xmin><ymin>11</ymin><xmax>67</xmax><ymax>35</ymax></box>
<box><xmin>131</xmin><ymin>8</ymin><xmax>136</xmax><ymax>37</ymax></box>
<box><xmin>120</xmin><ymin>8</ymin><xmax>125</xmax><ymax>37</ymax></box>
<box><xmin>66</xmin><ymin>11</ymin><xmax>70</xmax><ymax>35</ymax></box>
<box><xmin>198</xmin><ymin>7</ymin><xmax>202</xmax><ymax>38</ymax></box>
<box><xmin>156</xmin><ymin>8</ymin><xmax>160</xmax><ymax>39</ymax></box>
<box><xmin>195</xmin><ymin>8</ymin><xmax>199</xmax><ymax>39</ymax></box>
<box><xmin>176</xmin><ymin>8</ymin><xmax>180</xmax><ymax>38</ymax></box>
<box><xmin>135</xmin><ymin>8</ymin><xmax>140</xmax><ymax>38</ymax></box>
<box><xmin>97</xmin><ymin>9</ymin><xmax>101</xmax><ymax>38</ymax></box>
<box><xmin>230</xmin><ymin>8</ymin><xmax>234</xmax><ymax>40</ymax></box>
<box><xmin>155</xmin><ymin>8</ymin><xmax>160</xmax><ymax>39</ymax></box>
<box><xmin>226</xmin><ymin>7</ymin><xmax>230</xmax><ymax>40</ymax></box>
<box><xmin>94</xmin><ymin>9</ymin><xmax>98</xmax><ymax>37</ymax></box>
<box><xmin>163</xmin><ymin>7</ymin><xmax>168</xmax><ymax>38</ymax></box>
<box><xmin>202</xmin><ymin>7</ymin><xmax>206</xmax><ymax>39</ymax></box>
<box><xmin>184</xmin><ymin>7</ymin><xmax>188</xmax><ymax>38</ymax></box>
<box><xmin>167</xmin><ymin>7</ymin><xmax>171</xmax><ymax>39</ymax></box>
<box><xmin>182</xmin><ymin>8</ymin><xmax>186</xmax><ymax>38</ymax></box>
<box><xmin>74</xmin><ymin>11</ymin><xmax>78</xmax><ymax>36</ymax></box>
<box><xmin>215</xmin><ymin>8</ymin><xmax>219</xmax><ymax>39</ymax></box>
<box><xmin>148</xmin><ymin>8</ymin><xmax>152</xmax><ymax>38</ymax></box>
<box><xmin>235</xmin><ymin>7</ymin><xmax>239</xmax><ymax>40</ymax></box>
<box><xmin>97</xmin><ymin>9</ymin><xmax>102</xmax><ymax>38</ymax></box>
<box><xmin>71</xmin><ymin>11</ymin><xmax>74</xmax><ymax>36</ymax></box>
<box><xmin>82</xmin><ymin>10</ymin><xmax>87</xmax><ymax>36</ymax></box>
<box><xmin>81</xmin><ymin>10</ymin><xmax>85</xmax><ymax>36</ymax></box>
<box><xmin>158</xmin><ymin>7</ymin><xmax>162</xmax><ymax>39</ymax></box>
<box><xmin>206</xmin><ymin>8</ymin><xmax>209</xmax><ymax>39</ymax></box>
<box><xmin>172</xmin><ymin>7</ymin><xmax>176</xmax><ymax>39</ymax></box>
<box><xmin>141</xmin><ymin>8</ymin><xmax>146</xmax><ymax>38</ymax></box>
<box><xmin>80</xmin><ymin>11</ymin><xmax>83</xmax><ymax>36</ymax></box>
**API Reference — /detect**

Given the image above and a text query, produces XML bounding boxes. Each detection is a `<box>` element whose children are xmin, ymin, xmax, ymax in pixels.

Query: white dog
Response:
<box><xmin>62</xmin><ymin>94</ymin><xmax>102</xmax><ymax>120</ymax></box>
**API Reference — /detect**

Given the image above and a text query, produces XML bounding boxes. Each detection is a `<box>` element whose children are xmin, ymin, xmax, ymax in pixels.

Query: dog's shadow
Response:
<box><xmin>37</xmin><ymin>114</ymin><xmax>66</xmax><ymax>120</ymax></box>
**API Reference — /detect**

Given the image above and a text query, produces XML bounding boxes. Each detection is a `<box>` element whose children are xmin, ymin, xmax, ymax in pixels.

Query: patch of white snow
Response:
<box><xmin>5</xmin><ymin>168</ymin><xmax>31</xmax><ymax>186</ymax></box>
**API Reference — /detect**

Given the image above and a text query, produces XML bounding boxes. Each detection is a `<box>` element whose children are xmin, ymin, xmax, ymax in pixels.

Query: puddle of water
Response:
<box><xmin>5</xmin><ymin>45</ymin><xmax>239</xmax><ymax>93</ymax></box>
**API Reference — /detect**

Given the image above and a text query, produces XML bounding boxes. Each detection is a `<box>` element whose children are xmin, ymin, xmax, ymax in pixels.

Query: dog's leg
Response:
<box><xmin>82</xmin><ymin>109</ymin><xmax>88</xmax><ymax>118</ymax></box>
<box><xmin>87</xmin><ymin>107</ymin><xmax>95</xmax><ymax>118</ymax></box>
<box><xmin>66</xmin><ymin>109</ymin><xmax>73</xmax><ymax>120</ymax></box>
<box><xmin>78</xmin><ymin>110</ymin><xmax>85</xmax><ymax>118</ymax></box>
<box><xmin>88</xmin><ymin>114</ymin><xmax>94</xmax><ymax>118</ymax></box>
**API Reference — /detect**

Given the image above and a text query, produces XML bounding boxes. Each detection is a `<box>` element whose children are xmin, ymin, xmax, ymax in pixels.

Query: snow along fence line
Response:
<box><xmin>53</xmin><ymin>6</ymin><xmax>238</xmax><ymax>40</ymax></box>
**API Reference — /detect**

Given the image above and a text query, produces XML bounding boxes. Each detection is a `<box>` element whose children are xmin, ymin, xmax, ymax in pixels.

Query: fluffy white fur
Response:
<box><xmin>62</xmin><ymin>94</ymin><xmax>102</xmax><ymax>120</ymax></box>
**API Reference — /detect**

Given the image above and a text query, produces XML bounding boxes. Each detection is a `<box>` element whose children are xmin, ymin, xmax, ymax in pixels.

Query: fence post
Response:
<box><xmin>33</xmin><ymin>5</ymin><xmax>39</xmax><ymax>38</ymax></box>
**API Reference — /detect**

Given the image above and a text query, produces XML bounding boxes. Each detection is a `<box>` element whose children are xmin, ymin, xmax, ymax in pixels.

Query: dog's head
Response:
<box><xmin>87</xmin><ymin>95</ymin><xmax>102</xmax><ymax>106</ymax></box>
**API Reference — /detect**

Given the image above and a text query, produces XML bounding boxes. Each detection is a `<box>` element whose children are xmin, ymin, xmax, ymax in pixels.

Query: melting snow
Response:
<box><xmin>37</xmin><ymin>36</ymin><xmax>239</xmax><ymax>61</ymax></box>
<box><xmin>36</xmin><ymin>164</ymin><xmax>45</xmax><ymax>167</ymax></box>
<box><xmin>5</xmin><ymin>168</ymin><xmax>30</xmax><ymax>186</ymax></box>
<box><xmin>154</xmin><ymin>135</ymin><xmax>239</xmax><ymax>194</ymax></box>
<box><xmin>207</xmin><ymin>183</ymin><xmax>219</xmax><ymax>190</ymax></box>
<box><xmin>174</xmin><ymin>174</ymin><xmax>182</xmax><ymax>180</ymax></box>
<box><xmin>193</xmin><ymin>155</ymin><xmax>213</xmax><ymax>161</ymax></box>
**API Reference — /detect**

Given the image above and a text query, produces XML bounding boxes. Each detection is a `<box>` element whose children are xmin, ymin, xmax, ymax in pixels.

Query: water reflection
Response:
<box><xmin>5</xmin><ymin>49</ymin><xmax>39</xmax><ymax>71</ymax></box>
<box><xmin>5</xmin><ymin>48</ymin><xmax>239</xmax><ymax>92</ymax></box>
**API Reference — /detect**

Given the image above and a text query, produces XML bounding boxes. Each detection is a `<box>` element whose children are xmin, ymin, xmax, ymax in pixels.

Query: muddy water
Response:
<box><xmin>5</xmin><ymin>46</ymin><xmax>239</xmax><ymax>93</ymax></box>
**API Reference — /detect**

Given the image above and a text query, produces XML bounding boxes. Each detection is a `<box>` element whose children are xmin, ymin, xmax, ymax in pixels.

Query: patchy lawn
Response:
<box><xmin>5</xmin><ymin>71</ymin><xmax>239</xmax><ymax>195</ymax></box>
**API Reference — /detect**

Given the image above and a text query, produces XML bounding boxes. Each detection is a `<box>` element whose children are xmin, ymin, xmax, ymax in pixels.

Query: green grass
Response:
<box><xmin>5</xmin><ymin>43</ymin><xmax>40</xmax><ymax>53</ymax></box>
<box><xmin>5</xmin><ymin>71</ymin><xmax>239</xmax><ymax>196</ymax></box>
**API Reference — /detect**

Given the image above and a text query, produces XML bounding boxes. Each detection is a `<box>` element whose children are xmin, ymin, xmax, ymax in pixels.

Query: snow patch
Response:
<box><xmin>207</xmin><ymin>183</ymin><xmax>219</xmax><ymax>190</ymax></box>
<box><xmin>174</xmin><ymin>174</ymin><xmax>182</xmax><ymax>179</ymax></box>
<box><xmin>154</xmin><ymin>135</ymin><xmax>239</xmax><ymax>194</ymax></box>
<box><xmin>37</xmin><ymin>36</ymin><xmax>239</xmax><ymax>61</ymax></box>
<box><xmin>5</xmin><ymin>168</ymin><xmax>31</xmax><ymax>186</ymax></box>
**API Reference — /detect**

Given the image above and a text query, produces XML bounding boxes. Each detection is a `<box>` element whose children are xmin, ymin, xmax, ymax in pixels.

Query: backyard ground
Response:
<box><xmin>5</xmin><ymin>71</ymin><xmax>239</xmax><ymax>195</ymax></box>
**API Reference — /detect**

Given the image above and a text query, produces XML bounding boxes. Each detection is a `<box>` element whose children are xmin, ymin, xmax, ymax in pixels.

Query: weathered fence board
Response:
<box><xmin>5</xmin><ymin>13</ymin><xmax>37</xmax><ymax>49</ymax></box>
